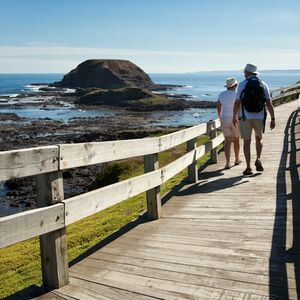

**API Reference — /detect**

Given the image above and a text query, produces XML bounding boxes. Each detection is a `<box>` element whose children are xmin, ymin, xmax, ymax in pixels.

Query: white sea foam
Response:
<box><xmin>25</xmin><ymin>84</ymin><xmax>48</xmax><ymax>92</ymax></box>
<box><xmin>0</xmin><ymin>96</ymin><xmax>54</xmax><ymax>106</ymax></box>
<box><xmin>0</xmin><ymin>93</ymin><xmax>19</xmax><ymax>97</ymax></box>
<box><xmin>64</xmin><ymin>88</ymin><xmax>76</xmax><ymax>93</ymax></box>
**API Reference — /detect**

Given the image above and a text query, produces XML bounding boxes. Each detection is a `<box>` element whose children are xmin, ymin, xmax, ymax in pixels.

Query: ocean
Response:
<box><xmin>0</xmin><ymin>71</ymin><xmax>300</xmax><ymax>126</ymax></box>
<box><xmin>151</xmin><ymin>70</ymin><xmax>300</xmax><ymax>100</ymax></box>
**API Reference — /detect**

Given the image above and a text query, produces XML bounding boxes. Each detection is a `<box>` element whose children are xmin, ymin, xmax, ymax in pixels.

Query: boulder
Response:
<box><xmin>53</xmin><ymin>59</ymin><xmax>156</xmax><ymax>90</ymax></box>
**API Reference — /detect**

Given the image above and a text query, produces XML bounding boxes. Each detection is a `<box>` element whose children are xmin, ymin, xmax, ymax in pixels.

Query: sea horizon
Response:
<box><xmin>0</xmin><ymin>68</ymin><xmax>300</xmax><ymax>75</ymax></box>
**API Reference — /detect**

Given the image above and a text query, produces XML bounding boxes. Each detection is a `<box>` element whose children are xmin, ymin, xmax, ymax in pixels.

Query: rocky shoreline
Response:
<box><xmin>0</xmin><ymin>106</ymin><xmax>182</xmax><ymax>215</ymax></box>
<box><xmin>0</xmin><ymin>78</ymin><xmax>216</xmax><ymax>216</ymax></box>
<box><xmin>0</xmin><ymin>93</ymin><xmax>195</xmax><ymax>215</ymax></box>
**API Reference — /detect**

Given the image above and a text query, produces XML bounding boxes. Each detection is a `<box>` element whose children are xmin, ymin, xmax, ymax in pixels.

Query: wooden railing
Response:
<box><xmin>270</xmin><ymin>82</ymin><xmax>300</xmax><ymax>98</ymax></box>
<box><xmin>0</xmin><ymin>118</ymin><xmax>223</xmax><ymax>289</ymax></box>
<box><xmin>1</xmin><ymin>84</ymin><xmax>299</xmax><ymax>291</ymax></box>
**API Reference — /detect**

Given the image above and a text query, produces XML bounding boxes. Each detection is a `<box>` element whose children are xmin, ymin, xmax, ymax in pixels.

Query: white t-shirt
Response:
<box><xmin>218</xmin><ymin>89</ymin><xmax>236</xmax><ymax>121</ymax></box>
<box><xmin>236</xmin><ymin>76</ymin><xmax>271</xmax><ymax>120</ymax></box>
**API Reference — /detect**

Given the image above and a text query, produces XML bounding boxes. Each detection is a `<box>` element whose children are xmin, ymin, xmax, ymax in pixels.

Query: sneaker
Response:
<box><xmin>255</xmin><ymin>159</ymin><xmax>264</xmax><ymax>172</ymax></box>
<box><xmin>243</xmin><ymin>168</ymin><xmax>253</xmax><ymax>175</ymax></box>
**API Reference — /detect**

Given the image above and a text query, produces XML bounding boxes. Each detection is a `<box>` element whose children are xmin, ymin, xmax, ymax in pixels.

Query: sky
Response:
<box><xmin>0</xmin><ymin>0</ymin><xmax>299</xmax><ymax>73</ymax></box>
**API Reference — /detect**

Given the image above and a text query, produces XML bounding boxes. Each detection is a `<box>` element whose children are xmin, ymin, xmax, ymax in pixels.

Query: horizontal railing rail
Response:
<box><xmin>0</xmin><ymin>146</ymin><xmax>59</xmax><ymax>182</ymax></box>
<box><xmin>270</xmin><ymin>82</ymin><xmax>300</xmax><ymax>97</ymax></box>
<box><xmin>272</xmin><ymin>88</ymin><xmax>300</xmax><ymax>102</ymax></box>
<box><xmin>0</xmin><ymin>122</ymin><xmax>211</xmax><ymax>181</ymax></box>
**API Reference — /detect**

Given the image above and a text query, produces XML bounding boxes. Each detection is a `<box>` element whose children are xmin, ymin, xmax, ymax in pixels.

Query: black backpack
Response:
<box><xmin>240</xmin><ymin>77</ymin><xmax>266</xmax><ymax>115</ymax></box>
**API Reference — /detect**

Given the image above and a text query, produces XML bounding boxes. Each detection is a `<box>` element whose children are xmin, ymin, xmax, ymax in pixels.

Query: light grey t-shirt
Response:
<box><xmin>218</xmin><ymin>89</ymin><xmax>236</xmax><ymax>121</ymax></box>
<box><xmin>236</xmin><ymin>76</ymin><xmax>271</xmax><ymax>120</ymax></box>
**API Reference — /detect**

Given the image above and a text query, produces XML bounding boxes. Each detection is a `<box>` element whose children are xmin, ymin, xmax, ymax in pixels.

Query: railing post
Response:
<box><xmin>298</xmin><ymin>93</ymin><xmax>300</xmax><ymax>121</ymax></box>
<box><xmin>144</xmin><ymin>153</ymin><xmax>161</xmax><ymax>220</ymax></box>
<box><xmin>36</xmin><ymin>171</ymin><xmax>69</xmax><ymax>288</ymax></box>
<box><xmin>209</xmin><ymin>121</ymin><xmax>218</xmax><ymax>164</ymax></box>
<box><xmin>187</xmin><ymin>138</ymin><xmax>198</xmax><ymax>183</ymax></box>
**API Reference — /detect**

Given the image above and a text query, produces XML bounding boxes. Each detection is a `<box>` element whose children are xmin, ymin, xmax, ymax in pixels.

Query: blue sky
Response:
<box><xmin>0</xmin><ymin>0</ymin><xmax>299</xmax><ymax>73</ymax></box>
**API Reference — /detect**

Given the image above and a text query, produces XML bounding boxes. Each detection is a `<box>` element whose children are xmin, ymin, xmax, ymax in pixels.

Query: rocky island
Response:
<box><xmin>53</xmin><ymin>59</ymin><xmax>156</xmax><ymax>90</ymax></box>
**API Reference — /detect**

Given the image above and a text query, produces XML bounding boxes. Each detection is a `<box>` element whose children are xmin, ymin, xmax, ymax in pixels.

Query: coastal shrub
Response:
<box><xmin>273</xmin><ymin>93</ymin><xmax>299</xmax><ymax>107</ymax></box>
<box><xmin>90</xmin><ymin>159</ymin><xmax>143</xmax><ymax>189</ymax></box>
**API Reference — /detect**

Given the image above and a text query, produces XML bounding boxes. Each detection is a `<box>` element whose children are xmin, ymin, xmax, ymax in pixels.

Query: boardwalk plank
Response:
<box><xmin>69</xmin><ymin>270</ymin><xmax>195</xmax><ymax>300</ymax></box>
<box><xmin>71</xmin><ymin>266</ymin><xmax>277</xmax><ymax>300</ymax></box>
<box><xmin>82</xmin><ymin>253</ymin><xmax>291</xmax><ymax>289</ymax></box>
<box><xmin>96</xmin><ymin>242</ymin><xmax>295</xmax><ymax>278</ymax></box>
<box><xmin>72</xmin><ymin>257</ymin><xmax>296</xmax><ymax>297</ymax></box>
<box><xmin>54</xmin><ymin>278</ymin><xmax>157</xmax><ymax>300</ymax></box>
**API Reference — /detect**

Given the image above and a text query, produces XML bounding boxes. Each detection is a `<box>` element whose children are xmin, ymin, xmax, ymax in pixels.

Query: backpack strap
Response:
<box><xmin>240</xmin><ymin>78</ymin><xmax>250</xmax><ymax>121</ymax></box>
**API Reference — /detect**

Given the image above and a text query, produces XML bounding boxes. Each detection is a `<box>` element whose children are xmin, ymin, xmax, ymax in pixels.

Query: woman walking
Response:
<box><xmin>217</xmin><ymin>77</ymin><xmax>241</xmax><ymax>169</ymax></box>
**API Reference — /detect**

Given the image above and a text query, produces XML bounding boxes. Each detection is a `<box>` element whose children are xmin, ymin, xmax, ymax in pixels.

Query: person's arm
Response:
<box><xmin>263</xmin><ymin>81</ymin><xmax>275</xmax><ymax>130</ymax></box>
<box><xmin>232</xmin><ymin>99</ymin><xmax>240</xmax><ymax>127</ymax></box>
<box><xmin>217</xmin><ymin>100</ymin><xmax>222</xmax><ymax>120</ymax></box>
<box><xmin>232</xmin><ymin>82</ymin><xmax>243</xmax><ymax>127</ymax></box>
<box><xmin>266</xmin><ymin>100</ymin><xmax>275</xmax><ymax>129</ymax></box>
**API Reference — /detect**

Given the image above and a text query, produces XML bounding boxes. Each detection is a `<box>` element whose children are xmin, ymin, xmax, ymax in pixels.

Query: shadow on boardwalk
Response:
<box><xmin>269</xmin><ymin>110</ymin><xmax>300</xmax><ymax>299</ymax></box>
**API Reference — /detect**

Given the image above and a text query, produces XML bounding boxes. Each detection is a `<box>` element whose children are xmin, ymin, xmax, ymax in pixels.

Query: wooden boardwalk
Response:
<box><xmin>33</xmin><ymin>101</ymin><xmax>300</xmax><ymax>299</ymax></box>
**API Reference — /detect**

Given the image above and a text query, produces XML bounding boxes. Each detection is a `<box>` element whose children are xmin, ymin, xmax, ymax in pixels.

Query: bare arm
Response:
<box><xmin>217</xmin><ymin>100</ymin><xmax>222</xmax><ymax>120</ymax></box>
<box><xmin>266</xmin><ymin>100</ymin><xmax>275</xmax><ymax>129</ymax></box>
<box><xmin>232</xmin><ymin>99</ymin><xmax>241</xmax><ymax>127</ymax></box>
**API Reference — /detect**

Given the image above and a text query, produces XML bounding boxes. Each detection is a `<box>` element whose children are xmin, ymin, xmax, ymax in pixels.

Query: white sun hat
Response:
<box><xmin>224</xmin><ymin>77</ymin><xmax>238</xmax><ymax>88</ymax></box>
<box><xmin>244</xmin><ymin>63</ymin><xmax>259</xmax><ymax>74</ymax></box>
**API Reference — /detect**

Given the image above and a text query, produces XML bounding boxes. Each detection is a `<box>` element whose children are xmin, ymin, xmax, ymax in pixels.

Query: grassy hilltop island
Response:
<box><xmin>52</xmin><ymin>59</ymin><xmax>216</xmax><ymax>111</ymax></box>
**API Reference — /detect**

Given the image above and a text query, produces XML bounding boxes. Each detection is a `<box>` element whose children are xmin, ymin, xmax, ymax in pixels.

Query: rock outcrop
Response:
<box><xmin>76</xmin><ymin>87</ymin><xmax>180</xmax><ymax>110</ymax></box>
<box><xmin>53</xmin><ymin>59</ymin><xmax>156</xmax><ymax>90</ymax></box>
<box><xmin>75</xmin><ymin>87</ymin><xmax>216</xmax><ymax>111</ymax></box>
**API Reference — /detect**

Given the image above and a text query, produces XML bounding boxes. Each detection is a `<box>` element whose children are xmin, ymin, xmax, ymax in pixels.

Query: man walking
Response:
<box><xmin>217</xmin><ymin>77</ymin><xmax>241</xmax><ymax>169</ymax></box>
<box><xmin>232</xmin><ymin>63</ymin><xmax>276</xmax><ymax>175</ymax></box>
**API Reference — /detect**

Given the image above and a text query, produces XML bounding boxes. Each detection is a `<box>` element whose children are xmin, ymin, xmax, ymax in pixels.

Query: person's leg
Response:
<box><xmin>253</xmin><ymin>120</ymin><xmax>264</xmax><ymax>171</ymax></box>
<box><xmin>221</xmin><ymin>120</ymin><xmax>232</xmax><ymax>168</ymax></box>
<box><xmin>253</xmin><ymin>120</ymin><xmax>263</xmax><ymax>160</ymax></box>
<box><xmin>233</xmin><ymin>137</ymin><xmax>240</xmax><ymax>163</ymax></box>
<box><xmin>232</xmin><ymin>123</ymin><xmax>241</xmax><ymax>164</ymax></box>
<box><xmin>243</xmin><ymin>139</ymin><xmax>251</xmax><ymax>169</ymax></box>
<box><xmin>224</xmin><ymin>136</ymin><xmax>232</xmax><ymax>167</ymax></box>
<box><xmin>239</xmin><ymin>119</ymin><xmax>252</xmax><ymax>173</ymax></box>
<box><xmin>255</xmin><ymin>136</ymin><xmax>263</xmax><ymax>159</ymax></box>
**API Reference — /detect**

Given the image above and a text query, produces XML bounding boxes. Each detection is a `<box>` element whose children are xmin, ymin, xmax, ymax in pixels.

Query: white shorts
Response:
<box><xmin>221</xmin><ymin>119</ymin><xmax>240</xmax><ymax>138</ymax></box>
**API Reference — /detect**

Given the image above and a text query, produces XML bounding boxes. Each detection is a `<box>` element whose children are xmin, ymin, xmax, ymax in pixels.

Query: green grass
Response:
<box><xmin>0</xmin><ymin>134</ymin><xmax>211</xmax><ymax>298</ymax></box>
<box><xmin>272</xmin><ymin>93</ymin><xmax>299</xmax><ymax>107</ymax></box>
